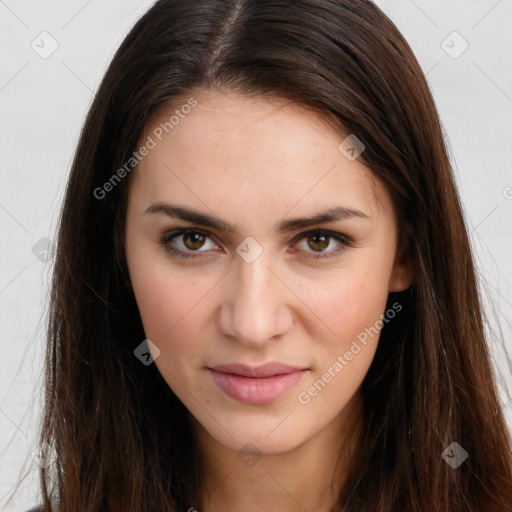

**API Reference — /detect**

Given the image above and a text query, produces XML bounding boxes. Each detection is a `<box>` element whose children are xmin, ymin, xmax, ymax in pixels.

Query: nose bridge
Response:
<box><xmin>219</xmin><ymin>249</ymin><xmax>291</xmax><ymax>346</ymax></box>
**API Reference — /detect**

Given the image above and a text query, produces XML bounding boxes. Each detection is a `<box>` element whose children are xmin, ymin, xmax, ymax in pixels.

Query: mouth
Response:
<box><xmin>207</xmin><ymin>362</ymin><xmax>308</xmax><ymax>405</ymax></box>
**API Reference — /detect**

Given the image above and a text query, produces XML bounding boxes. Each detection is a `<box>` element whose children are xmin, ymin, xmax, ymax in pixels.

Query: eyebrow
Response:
<box><xmin>144</xmin><ymin>202</ymin><xmax>370</xmax><ymax>234</ymax></box>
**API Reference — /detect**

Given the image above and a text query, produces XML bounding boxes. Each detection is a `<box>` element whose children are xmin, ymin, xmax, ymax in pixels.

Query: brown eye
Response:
<box><xmin>293</xmin><ymin>230</ymin><xmax>349</xmax><ymax>259</ymax></box>
<box><xmin>161</xmin><ymin>228</ymin><xmax>217</xmax><ymax>259</ymax></box>
<box><xmin>183</xmin><ymin>232</ymin><xmax>206</xmax><ymax>250</ymax></box>
<box><xmin>306</xmin><ymin>233</ymin><xmax>330</xmax><ymax>252</ymax></box>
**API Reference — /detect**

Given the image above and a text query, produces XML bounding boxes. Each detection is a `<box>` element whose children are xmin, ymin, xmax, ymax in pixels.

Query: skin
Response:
<box><xmin>124</xmin><ymin>88</ymin><xmax>413</xmax><ymax>512</ymax></box>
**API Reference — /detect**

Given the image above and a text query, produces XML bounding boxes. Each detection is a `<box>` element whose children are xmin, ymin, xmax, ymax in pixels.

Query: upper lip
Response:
<box><xmin>209</xmin><ymin>362</ymin><xmax>307</xmax><ymax>378</ymax></box>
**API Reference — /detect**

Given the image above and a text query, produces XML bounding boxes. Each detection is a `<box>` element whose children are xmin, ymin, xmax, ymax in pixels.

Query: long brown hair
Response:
<box><xmin>21</xmin><ymin>0</ymin><xmax>512</xmax><ymax>510</ymax></box>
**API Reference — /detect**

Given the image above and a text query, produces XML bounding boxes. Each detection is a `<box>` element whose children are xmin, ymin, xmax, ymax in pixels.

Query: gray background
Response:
<box><xmin>1</xmin><ymin>1</ymin><xmax>511</xmax><ymax>510</ymax></box>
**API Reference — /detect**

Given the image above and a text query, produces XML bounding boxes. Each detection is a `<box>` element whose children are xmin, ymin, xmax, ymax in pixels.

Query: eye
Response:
<box><xmin>161</xmin><ymin>228</ymin><xmax>219</xmax><ymax>259</ymax></box>
<box><xmin>160</xmin><ymin>228</ymin><xmax>351</xmax><ymax>260</ymax></box>
<box><xmin>292</xmin><ymin>230</ymin><xmax>350</xmax><ymax>259</ymax></box>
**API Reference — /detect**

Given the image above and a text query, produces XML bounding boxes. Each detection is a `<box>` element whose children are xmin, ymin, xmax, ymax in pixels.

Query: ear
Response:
<box><xmin>388</xmin><ymin>236</ymin><xmax>414</xmax><ymax>292</ymax></box>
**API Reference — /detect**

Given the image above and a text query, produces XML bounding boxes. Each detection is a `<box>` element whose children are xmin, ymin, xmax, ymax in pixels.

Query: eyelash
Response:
<box><xmin>160</xmin><ymin>227</ymin><xmax>352</xmax><ymax>260</ymax></box>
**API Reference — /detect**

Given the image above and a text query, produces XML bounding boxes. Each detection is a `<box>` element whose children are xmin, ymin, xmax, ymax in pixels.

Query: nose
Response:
<box><xmin>218</xmin><ymin>249</ymin><xmax>294</xmax><ymax>348</ymax></box>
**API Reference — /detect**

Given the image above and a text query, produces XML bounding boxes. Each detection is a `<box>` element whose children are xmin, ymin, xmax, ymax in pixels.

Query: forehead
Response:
<box><xmin>129</xmin><ymin>88</ymin><xmax>392</xmax><ymax>220</ymax></box>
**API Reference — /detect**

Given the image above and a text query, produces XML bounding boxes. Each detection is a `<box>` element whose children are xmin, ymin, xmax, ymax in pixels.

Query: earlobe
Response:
<box><xmin>389</xmin><ymin>239</ymin><xmax>414</xmax><ymax>292</ymax></box>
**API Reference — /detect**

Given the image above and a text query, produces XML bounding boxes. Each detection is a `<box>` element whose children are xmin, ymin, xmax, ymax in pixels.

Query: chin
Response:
<box><xmin>193</xmin><ymin>410</ymin><xmax>311</xmax><ymax>455</ymax></box>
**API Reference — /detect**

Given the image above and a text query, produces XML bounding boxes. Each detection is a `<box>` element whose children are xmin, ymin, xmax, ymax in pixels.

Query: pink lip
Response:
<box><xmin>208</xmin><ymin>363</ymin><xmax>308</xmax><ymax>404</ymax></box>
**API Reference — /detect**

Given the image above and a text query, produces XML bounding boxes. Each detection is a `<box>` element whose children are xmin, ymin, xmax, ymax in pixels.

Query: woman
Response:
<box><xmin>21</xmin><ymin>0</ymin><xmax>512</xmax><ymax>510</ymax></box>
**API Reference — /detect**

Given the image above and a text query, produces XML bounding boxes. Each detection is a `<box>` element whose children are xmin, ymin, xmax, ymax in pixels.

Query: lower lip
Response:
<box><xmin>208</xmin><ymin>369</ymin><xmax>307</xmax><ymax>405</ymax></box>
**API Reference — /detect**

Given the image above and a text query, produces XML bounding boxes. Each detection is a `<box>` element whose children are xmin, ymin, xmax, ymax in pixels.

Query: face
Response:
<box><xmin>124</xmin><ymin>88</ymin><xmax>412</xmax><ymax>455</ymax></box>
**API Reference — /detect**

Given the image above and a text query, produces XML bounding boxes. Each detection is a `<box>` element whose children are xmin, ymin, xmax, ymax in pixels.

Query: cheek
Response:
<box><xmin>292</xmin><ymin>264</ymin><xmax>391</xmax><ymax>346</ymax></box>
<box><xmin>129</xmin><ymin>265</ymin><xmax>214</xmax><ymax>391</ymax></box>
<box><xmin>128</xmin><ymin>252</ymin><xmax>213</xmax><ymax>345</ymax></box>
<box><xmin>294</xmin><ymin>278</ymin><xmax>388</xmax><ymax>416</ymax></box>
